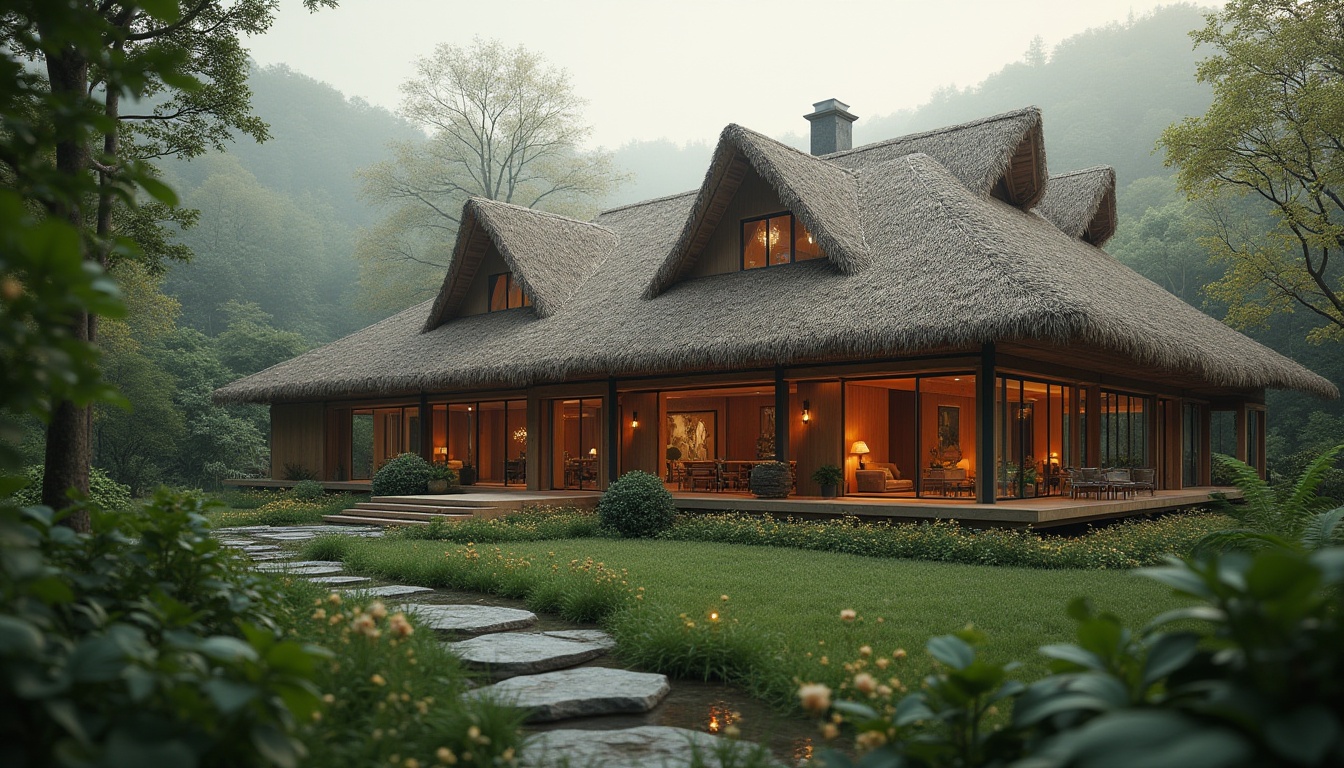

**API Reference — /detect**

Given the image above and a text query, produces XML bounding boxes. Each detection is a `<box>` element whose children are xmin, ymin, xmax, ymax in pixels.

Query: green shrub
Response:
<box><xmin>290</xmin><ymin>478</ymin><xmax>325</xmax><ymax>501</ymax></box>
<box><xmin>389</xmin><ymin>506</ymin><xmax>603</xmax><ymax>542</ymax></box>
<box><xmin>0</xmin><ymin>488</ymin><xmax>326</xmax><ymax>767</ymax></box>
<box><xmin>371</xmin><ymin>453</ymin><xmax>431</xmax><ymax>496</ymax></box>
<box><xmin>598</xmin><ymin>470</ymin><xmax>676</xmax><ymax>538</ymax></box>
<box><xmin>8</xmin><ymin>464</ymin><xmax>133</xmax><ymax>511</ymax></box>
<box><xmin>211</xmin><ymin>493</ymin><xmax>366</xmax><ymax>528</ymax></box>
<box><xmin>661</xmin><ymin>512</ymin><xmax>1230</xmax><ymax>569</ymax></box>
<box><xmin>302</xmin><ymin>533</ymin><xmax>355</xmax><ymax>562</ymax></box>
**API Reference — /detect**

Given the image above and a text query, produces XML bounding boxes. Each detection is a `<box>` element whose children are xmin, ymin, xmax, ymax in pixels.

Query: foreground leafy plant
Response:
<box><xmin>1203</xmin><ymin>443</ymin><xmax>1344</xmax><ymax>552</ymax></box>
<box><xmin>0</xmin><ymin>490</ymin><xmax>328</xmax><ymax>767</ymax></box>
<box><xmin>811</xmin><ymin>545</ymin><xmax>1344</xmax><ymax>767</ymax></box>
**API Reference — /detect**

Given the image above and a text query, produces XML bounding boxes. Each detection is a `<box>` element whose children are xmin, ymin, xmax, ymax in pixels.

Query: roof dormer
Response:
<box><xmin>644</xmin><ymin>124</ymin><xmax>868</xmax><ymax>299</ymax></box>
<box><xmin>1033</xmin><ymin>166</ymin><xmax>1118</xmax><ymax>247</ymax></box>
<box><xmin>424</xmin><ymin>198</ymin><xmax>618</xmax><ymax>331</ymax></box>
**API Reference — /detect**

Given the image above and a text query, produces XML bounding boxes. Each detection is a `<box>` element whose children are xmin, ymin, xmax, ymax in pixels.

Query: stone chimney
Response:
<box><xmin>804</xmin><ymin>98</ymin><xmax>858</xmax><ymax>155</ymax></box>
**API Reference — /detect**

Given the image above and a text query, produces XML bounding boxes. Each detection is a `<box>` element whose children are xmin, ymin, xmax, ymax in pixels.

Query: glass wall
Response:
<box><xmin>1182</xmin><ymin>403</ymin><xmax>1202</xmax><ymax>487</ymax></box>
<box><xmin>996</xmin><ymin>377</ymin><xmax>1075</xmax><ymax>499</ymax></box>
<box><xmin>1099</xmin><ymin>390</ymin><xmax>1150</xmax><ymax>468</ymax></box>
<box><xmin>553</xmin><ymin>399</ymin><xmax>602</xmax><ymax>489</ymax></box>
<box><xmin>843</xmin><ymin>374</ymin><xmax>976</xmax><ymax>499</ymax></box>
<box><xmin>1248</xmin><ymin>409</ymin><xmax>1264</xmax><ymax>476</ymax></box>
<box><xmin>430</xmin><ymin>400</ymin><xmax>527</xmax><ymax>486</ymax></box>
<box><xmin>350</xmin><ymin>406</ymin><xmax>419</xmax><ymax>480</ymax></box>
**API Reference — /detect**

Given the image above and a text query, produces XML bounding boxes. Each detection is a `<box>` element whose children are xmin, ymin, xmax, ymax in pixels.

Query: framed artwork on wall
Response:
<box><xmin>667</xmin><ymin>411</ymin><xmax>716</xmax><ymax>461</ymax></box>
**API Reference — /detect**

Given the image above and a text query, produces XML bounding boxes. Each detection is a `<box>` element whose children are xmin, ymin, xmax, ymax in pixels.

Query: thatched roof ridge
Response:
<box><xmin>211</xmin><ymin>111</ymin><xmax>1337</xmax><ymax>406</ymax></box>
<box><xmin>643</xmin><ymin>123</ymin><xmax>868</xmax><ymax>299</ymax></box>
<box><xmin>1033</xmin><ymin>166</ymin><xmax>1118</xmax><ymax>245</ymax></box>
<box><xmin>423</xmin><ymin>198</ymin><xmax>617</xmax><ymax>329</ymax></box>
<box><xmin>826</xmin><ymin>106</ymin><xmax>1047</xmax><ymax>208</ymax></box>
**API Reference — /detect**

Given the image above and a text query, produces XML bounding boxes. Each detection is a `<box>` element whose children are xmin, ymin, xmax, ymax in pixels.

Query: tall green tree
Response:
<box><xmin>356</xmin><ymin>37</ymin><xmax>624</xmax><ymax>311</ymax></box>
<box><xmin>1160</xmin><ymin>0</ymin><xmax>1344</xmax><ymax>344</ymax></box>
<box><xmin>6</xmin><ymin>0</ymin><xmax>334</xmax><ymax>522</ymax></box>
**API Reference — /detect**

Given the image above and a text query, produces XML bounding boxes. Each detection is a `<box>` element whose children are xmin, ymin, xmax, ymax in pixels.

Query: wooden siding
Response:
<box><xmin>794</xmin><ymin>381</ymin><xmax>842</xmax><ymax>496</ymax></box>
<box><xmin>844</xmin><ymin>383</ymin><xmax>890</xmax><ymax>491</ymax></box>
<box><xmin>686</xmin><ymin>167</ymin><xmax>788</xmax><ymax>280</ymax></box>
<box><xmin>271</xmin><ymin>402</ymin><xmax>324</xmax><ymax>480</ymax></box>
<box><xmin>620</xmin><ymin>392</ymin><xmax>661</xmax><ymax>478</ymax></box>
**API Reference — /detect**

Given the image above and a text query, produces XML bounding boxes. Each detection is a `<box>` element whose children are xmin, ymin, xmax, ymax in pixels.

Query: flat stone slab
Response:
<box><xmin>308</xmin><ymin>575</ymin><xmax>370</xmax><ymax>585</ymax></box>
<box><xmin>409</xmin><ymin>604</ymin><xmax>536</xmax><ymax>635</ymax></box>
<box><xmin>220</xmin><ymin>539</ymin><xmax>253</xmax><ymax>546</ymax></box>
<box><xmin>344</xmin><ymin>585</ymin><xmax>433</xmax><ymax>598</ymax></box>
<box><xmin>523</xmin><ymin>726</ymin><xmax>773</xmax><ymax>768</ymax></box>
<box><xmin>469</xmin><ymin>667</ymin><xmax>669</xmax><ymax>722</ymax></box>
<box><xmin>447</xmin><ymin>630</ymin><xmax>613</xmax><ymax>676</ymax></box>
<box><xmin>284</xmin><ymin>560</ymin><xmax>344</xmax><ymax>568</ymax></box>
<box><xmin>246</xmin><ymin>553</ymin><xmax>294</xmax><ymax>561</ymax></box>
<box><xmin>241</xmin><ymin>544</ymin><xmax>281</xmax><ymax>552</ymax></box>
<box><xmin>254</xmin><ymin>564</ymin><xmax>342</xmax><ymax>575</ymax></box>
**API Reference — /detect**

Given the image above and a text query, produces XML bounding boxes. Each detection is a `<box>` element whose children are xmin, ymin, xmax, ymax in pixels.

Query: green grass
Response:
<box><xmin>207</xmin><ymin>491</ymin><xmax>369</xmax><ymax>527</ymax></box>
<box><xmin>318</xmin><ymin>536</ymin><xmax>1193</xmax><ymax>710</ymax></box>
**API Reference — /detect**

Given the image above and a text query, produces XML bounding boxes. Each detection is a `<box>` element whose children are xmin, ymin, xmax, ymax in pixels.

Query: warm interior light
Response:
<box><xmin>589</xmin><ymin>447</ymin><xmax>597</xmax><ymax>456</ymax></box>
<box><xmin>801</xmin><ymin>399</ymin><xmax>811</xmax><ymax>424</ymax></box>
<box><xmin>851</xmin><ymin>440</ymin><xmax>871</xmax><ymax>469</ymax></box>
<box><xmin>631</xmin><ymin>410</ymin><xmax>640</xmax><ymax>428</ymax></box>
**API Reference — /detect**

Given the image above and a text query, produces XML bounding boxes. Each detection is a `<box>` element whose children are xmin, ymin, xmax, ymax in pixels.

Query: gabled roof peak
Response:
<box><xmin>1033</xmin><ymin>166</ymin><xmax>1117</xmax><ymax>246</ymax></box>
<box><xmin>423</xmin><ymin>198</ymin><xmax>618</xmax><ymax>331</ymax></box>
<box><xmin>643</xmin><ymin>122</ymin><xmax>869</xmax><ymax>299</ymax></box>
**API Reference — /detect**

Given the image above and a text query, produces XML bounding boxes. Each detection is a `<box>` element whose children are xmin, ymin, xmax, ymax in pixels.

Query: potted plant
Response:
<box><xmin>426</xmin><ymin>464</ymin><xmax>458</xmax><ymax>494</ymax></box>
<box><xmin>458</xmin><ymin>463</ymin><xmax>476</xmax><ymax>486</ymax></box>
<box><xmin>750</xmin><ymin>461</ymin><xmax>792</xmax><ymax>499</ymax></box>
<box><xmin>812</xmin><ymin>464</ymin><xmax>843</xmax><ymax>499</ymax></box>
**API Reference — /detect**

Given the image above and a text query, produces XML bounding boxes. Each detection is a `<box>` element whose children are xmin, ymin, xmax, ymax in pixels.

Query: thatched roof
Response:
<box><xmin>646</xmin><ymin>124</ymin><xmax>868</xmax><ymax>298</ymax></box>
<box><xmin>1033</xmin><ymin>166</ymin><xmax>1118</xmax><ymax>246</ymax></box>
<box><xmin>424</xmin><ymin>198</ymin><xmax>617</xmax><ymax>328</ymax></box>
<box><xmin>214</xmin><ymin>107</ymin><xmax>1337</xmax><ymax>405</ymax></box>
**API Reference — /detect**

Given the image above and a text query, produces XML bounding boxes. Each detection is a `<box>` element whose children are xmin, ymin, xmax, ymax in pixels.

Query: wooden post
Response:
<box><xmin>1086</xmin><ymin>387</ymin><xmax>1102</xmax><ymax>468</ymax></box>
<box><xmin>774</xmin><ymin>366</ymin><xmax>789</xmax><ymax>464</ymax></box>
<box><xmin>976</xmin><ymin>343</ymin><xmax>996</xmax><ymax>504</ymax></box>
<box><xmin>419</xmin><ymin>393</ymin><xmax>432</xmax><ymax>464</ymax></box>
<box><xmin>607</xmin><ymin>378</ymin><xmax>619</xmax><ymax>487</ymax></box>
<box><xmin>1233</xmin><ymin>404</ymin><xmax>1248</xmax><ymax>462</ymax></box>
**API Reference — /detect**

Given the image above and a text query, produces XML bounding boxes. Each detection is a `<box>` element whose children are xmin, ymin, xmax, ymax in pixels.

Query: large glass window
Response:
<box><xmin>1248</xmin><ymin>409</ymin><xmax>1264</xmax><ymax>476</ymax></box>
<box><xmin>996</xmin><ymin>377</ymin><xmax>1075</xmax><ymax>499</ymax></box>
<box><xmin>741</xmin><ymin>212</ymin><xmax>823</xmax><ymax>270</ymax></box>
<box><xmin>843</xmin><ymin>374</ymin><xmax>976</xmax><ymax>499</ymax></box>
<box><xmin>431</xmin><ymin>399</ymin><xmax>527</xmax><ymax>486</ymax></box>
<box><xmin>351</xmin><ymin>410</ymin><xmax>374</xmax><ymax>480</ymax></box>
<box><xmin>350</xmin><ymin>406</ymin><xmax>419</xmax><ymax>480</ymax></box>
<box><xmin>487</xmin><ymin>272</ymin><xmax>532</xmax><ymax>312</ymax></box>
<box><xmin>1099</xmin><ymin>390</ymin><xmax>1150</xmax><ymax>468</ymax></box>
<box><xmin>1182</xmin><ymin>403</ymin><xmax>1202</xmax><ymax>487</ymax></box>
<box><xmin>554</xmin><ymin>399</ymin><xmax>603</xmax><ymax>489</ymax></box>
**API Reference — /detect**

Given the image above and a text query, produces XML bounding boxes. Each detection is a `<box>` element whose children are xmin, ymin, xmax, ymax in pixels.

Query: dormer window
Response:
<box><xmin>740</xmin><ymin>212</ymin><xmax>824</xmax><ymax>270</ymax></box>
<box><xmin>488</xmin><ymin>272</ymin><xmax>532</xmax><ymax>312</ymax></box>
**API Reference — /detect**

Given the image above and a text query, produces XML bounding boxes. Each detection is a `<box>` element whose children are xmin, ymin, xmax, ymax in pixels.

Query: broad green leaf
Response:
<box><xmin>1263</xmin><ymin>707</ymin><xmax>1338</xmax><ymax>765</ymax></box>
<box><xmin>1039</xmin><ymin>644</ymin><xmax>1105</xmax><ymax>671</ymax></box>
<box><xmin>1141</xmin><ymin>633</ymin><xmax>1199</xmax><ymax>688</ymax></box>
<box><xmin>196</xmin><ymin>635</ymin><xmax>259</xmax><ymax>664</ymax></box>
<box><xmin>68</xmin><ymin>636</ymin><xmax>130</xmax><ymax>683</ymax></box>
<box><xmin>203</xmin><ymin>679</ymin><xmax>258</xmax><ymax>715</ymax></box>
<box><xmin>926</xmin><ymin>634</ymin><xmax>974</xmax><ymax>670</ymax></box>
<box><xmin>250</xmin><ymin>723</ymin><xmax>302</xmax><ymax>768</ymax></box>
<box><xmin>0</xmin><ymin>615</ymin><xmax>44</xmax><ymax>656</ymax></box>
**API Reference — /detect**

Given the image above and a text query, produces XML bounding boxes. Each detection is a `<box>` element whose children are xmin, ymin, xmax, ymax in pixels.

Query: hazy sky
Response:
<box><xmin>247</xmin><ymin>0</ymin><xmax>1220</xmax><ymax>149</ymax></box>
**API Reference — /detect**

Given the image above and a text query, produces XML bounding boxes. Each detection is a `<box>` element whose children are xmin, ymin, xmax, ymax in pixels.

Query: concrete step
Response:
<box><xmin>355</xmin><ymin>501</ymin><xmax>489</xmax><ymax>515</ymax></box>
<box><xmin>344</xmin><ymin>508</ymin><xmax>478</xmax><ymax>523</ymax></box>
<box><xmin>322</xmin><ymin>514</ymin><xmax>431</xmax><ymax>527</ymax></box>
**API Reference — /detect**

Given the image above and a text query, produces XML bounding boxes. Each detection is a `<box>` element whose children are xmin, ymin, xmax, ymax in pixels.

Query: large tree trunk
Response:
<box><xmin>39</xmin><ymin>31</ymin><xmax>93</xmax><ymax>532</ymax></box>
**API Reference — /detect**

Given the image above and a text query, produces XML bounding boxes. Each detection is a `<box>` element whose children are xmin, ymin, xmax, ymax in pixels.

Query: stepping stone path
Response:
<box><xmin>523</xmin><ymin>725</ymin><xmax>771</xmax><ymax>768</ymax></box>
<box><xmin>467</xmin><ymin>667</ymin><xmax>669</xmax><ymax>722</ymax></box>
<box><xmin>213</xmin><ymin>523</ymin><xmax>774</xmax><ymax>767</ymax></box>
<box><xmin>449</xmin><ymin>630</ymin><xmax>616</xmax><ymax>677</ymax></box>
<box><xmin>407</xmin><ymin>604</ymin><xmax>538</xmax><ymax>635</ymax></box>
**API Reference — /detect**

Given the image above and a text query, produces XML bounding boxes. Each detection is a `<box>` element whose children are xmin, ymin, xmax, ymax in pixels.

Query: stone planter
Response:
<box><xmin>460</xmin><ymin>466</ymin><xmax>476</xmax><ymax>486</ymax></box>
<box><xmin>749</xmin><ymin>461</ymin><xmax>791</xmax><ymax>499</ymax></box>
<box><xmin>820</xmin><ymin>484</ymin><xmax>838</xmax><ymax>499</ymax></box>
<box><xmin>427</xmin><ymin>479</ymin><xmax>449</xmax><ymax>494</ymax></box>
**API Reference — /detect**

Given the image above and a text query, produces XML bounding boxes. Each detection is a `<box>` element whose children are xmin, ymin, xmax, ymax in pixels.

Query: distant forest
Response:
<box><xmin>130</xmin><ymin>2</ymin><xmax>1338</xmax><ymax>492</ymax></box>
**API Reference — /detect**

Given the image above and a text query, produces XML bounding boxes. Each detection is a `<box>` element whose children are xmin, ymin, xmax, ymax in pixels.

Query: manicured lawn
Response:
<box><xmin>323</xmin><ymin>536</ymin><xmax>1193</xmax><ymax>706</ymax></box>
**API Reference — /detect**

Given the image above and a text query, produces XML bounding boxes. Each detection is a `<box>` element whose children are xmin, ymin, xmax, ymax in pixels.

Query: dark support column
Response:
<box><xmin>418</xmin><ymin>392</ymin><xmax>432</xmax><ymax>463</ymax></box>
<box><xmin>607</xmin><ymin>377</ymin><xmax>619</xmax><ymax>487</ymax></box>
<box><xmin>977</xmin><ymin>343</ymin><xmax>996</xmax><ymax>504</ymax></box>
<box><xmin>774</xmin><ymin>366</ymin><xmax>789</xmax><ymax>463</ymax></box>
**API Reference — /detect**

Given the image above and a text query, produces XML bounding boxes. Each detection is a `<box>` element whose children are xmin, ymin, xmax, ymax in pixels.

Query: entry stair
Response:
<box><xmin>323</xmin><ymin>495</ymin><xmax>499</xmax><ymax>527</ymax></box>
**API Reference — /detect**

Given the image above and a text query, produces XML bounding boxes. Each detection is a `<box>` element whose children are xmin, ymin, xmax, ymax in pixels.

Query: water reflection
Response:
<box><xmin>706</xmin><ymin>701</ymin><xmax>739</xmax><ymax>734</ymax></box>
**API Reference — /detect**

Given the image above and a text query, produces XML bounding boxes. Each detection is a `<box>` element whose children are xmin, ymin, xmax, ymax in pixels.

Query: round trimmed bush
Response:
<box><xmin>372</xmin><ymin>453</ymin><xmax>432</xmax><ymax>496</ymax></box>
<box><xmin>290</xmin><ymin>479</ymin><xmax>325</xmax><ymax>501</ymax></box>
<box><xmin>10</xmin><ymin>465</ymin><xmax>133</xmax><ymax>511</ymax></box>
<box><xmin>598</xmin><ymin>470</ymin><xmax>676</xmax><ymax>538</ymax></box>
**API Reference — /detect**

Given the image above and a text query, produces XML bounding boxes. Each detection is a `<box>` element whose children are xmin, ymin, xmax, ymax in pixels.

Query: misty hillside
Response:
<box><xmin>601</xmin><ymin>3</ymin><xmax>1212</xmax><ymax>208</ymax></box>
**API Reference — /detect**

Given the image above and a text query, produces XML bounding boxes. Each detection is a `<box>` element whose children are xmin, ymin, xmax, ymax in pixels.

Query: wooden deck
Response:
<box><xmin>668</xmin><ymin>487</ymin><xmax>1241</xmax><ymax>529</ymax></box>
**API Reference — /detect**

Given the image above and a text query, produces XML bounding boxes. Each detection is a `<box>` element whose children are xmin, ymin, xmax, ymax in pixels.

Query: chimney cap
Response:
<box><xmin>804</xmin><ymin>98</ymin><xmax>858</xmax><ymax>123</ymax></box>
